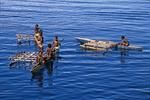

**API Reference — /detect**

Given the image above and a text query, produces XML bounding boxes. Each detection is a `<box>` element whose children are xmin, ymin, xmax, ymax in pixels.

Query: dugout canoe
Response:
<box><xmin>31</xmin><ymin>46</ymin><xmax>60</xmax><ymax>73</ymax></box>
<box><xmin>76</xmin><ymin>37</ymin><xmax>143</xmax><ymax>51</ymax></box>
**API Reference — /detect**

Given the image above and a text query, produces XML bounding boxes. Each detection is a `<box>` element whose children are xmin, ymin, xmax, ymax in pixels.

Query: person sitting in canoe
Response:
<box><xmin>34</xmin><ymin>24</ymin><xmax>40</xmax><ymax>34</ymax></box>
<box><xmin>46</xmin><ymin>43</ymin><xmax>53</xmax><ymax>60</ymax></box>
<box><xmin>118</xmin><ymin>36</ymin><xmax>129</xmax><ymax>46</ymax></box>
<box><xmin>53</xmin><ymin>36</ymin><xmax>60</xmax><ymax>49</ymax></box>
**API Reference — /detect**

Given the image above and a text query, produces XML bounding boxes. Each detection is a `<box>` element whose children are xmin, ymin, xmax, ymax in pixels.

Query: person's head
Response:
<box><xmin>35</xmin><ymin>24</ymin><xmax>40</xmax><ymax>33</ymax></box>
<box><xmin>121</xmin><ymin>36</ymin><xmax>125</xmax><ymax>40</ymax></box>
<box><xmin>35</xmin><ymin>24</ymin><xmax>39</xmax><ymax>28</ymax></box>
<box><xmin>55</xmin><ymin>35</ymin><xmax>58</xmax><ymax>40</ymax></box>
<box><xmin>48</xmin><ymin>43</ymin><xmax>51</xmax><ymax>48</ymax></box>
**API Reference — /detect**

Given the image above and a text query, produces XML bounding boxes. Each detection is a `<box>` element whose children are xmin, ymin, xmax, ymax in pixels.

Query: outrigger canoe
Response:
<box><xmin>76</xmin><ymin>37</ymin><xmax>143</xmax><ymax>51</ymax></box>
<box><xmin>9</xmin><ymin>52</ymin><xmax>37</xmax><ymax>66</ymax></box>
<box><xmin>31</xmin><ymin>46</ymin><xmax>60</xmax><ymax>73</ymax></box>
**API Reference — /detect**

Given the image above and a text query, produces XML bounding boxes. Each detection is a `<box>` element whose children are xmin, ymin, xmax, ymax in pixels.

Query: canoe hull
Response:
<box><xmin>80</xmin><ymin>44</ymin><xmax>106</xmax><ymax>51</ymax></box>
<box><xmin>31</xmin><ymin>60</ymin><xmax>53</xmax><ymax>73</ymax></box>
<box><xmin>76</xmin><ymin>37</ymin><xmax>143</xmax><ymax>51</ymax></box>
<box><xmin>31</xmin><ymin>46</ymin><xmax>60</xmax><ymax>73</ymax></box>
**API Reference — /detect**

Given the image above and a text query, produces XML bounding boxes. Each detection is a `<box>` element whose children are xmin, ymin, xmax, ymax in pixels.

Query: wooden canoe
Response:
<box><xmin>31</xmin><ymin>46</ymin><xmax>60</xmax><ymax>73</ymax></box>
<box><xmin>76</xmin><ymin>37</ymin><xmax>143</xmax><ymax>51</ymax></box>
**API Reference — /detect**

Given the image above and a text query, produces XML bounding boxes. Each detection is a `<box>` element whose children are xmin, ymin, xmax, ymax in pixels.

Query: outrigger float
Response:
<box><xmin>76</xmin><ymin>37</ymin><xmax>143</xmax><ymax>51</ymax></box>
<box><xmin>9</xmin><ymin>52</ymin><xmax>37</xmax><ymax>66</ymax></box>
<box><xmin>16</xmin><ymin>34</ymin><xmax>34</xmax><ymax>44</ymax></box>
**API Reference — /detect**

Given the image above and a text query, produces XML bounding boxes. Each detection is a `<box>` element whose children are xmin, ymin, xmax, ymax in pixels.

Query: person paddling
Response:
<box><xmin>118</xmin><ymin>36</ymin><xmax>130</xmax><ymax>46</ymax></box>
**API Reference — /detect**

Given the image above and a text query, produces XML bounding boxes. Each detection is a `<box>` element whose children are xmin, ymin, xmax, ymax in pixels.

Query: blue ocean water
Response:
<box><xmin>0</xmin><ymin>0</ymin><xmax>150</xmax><ymax>100</ymax></box>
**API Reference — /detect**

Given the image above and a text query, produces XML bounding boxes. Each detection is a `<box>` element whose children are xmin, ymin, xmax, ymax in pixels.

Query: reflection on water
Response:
<box><xmin>9</xmin><ymin>62</ymin><xmax>32</xmax><ymax>71</ymax></box>
<box><xmin>120</xmin><ymin>49</ymin><xmax>129</xmax><ymax>64</ymax></box>
<box><xmin>79</xmin><ymin>47</ymin><xmax>108</xmax><ymax>57</ymax></box>
<box><xmin>79</xmin><ymin>46</ymin><xmax>143</xmax><ymax>64</ymax></box>
<box><xmin>31</xmin><ymin>61</ymin><xmax>55</xmax><ymax>87</ymax></box>
<box><xmin>31</xmin><ymin>71</ymin><xmax>44</xmax><ymax>87</ymax></box>
<box><xmin>45</xmin><ymin>61</ymin><xmax>54</xmax><ymax>75</ymax></box>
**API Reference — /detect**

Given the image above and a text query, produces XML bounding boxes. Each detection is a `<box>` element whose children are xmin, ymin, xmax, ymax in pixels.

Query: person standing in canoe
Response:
<box><xmin>46</xmin><ymin>43</ymin><xmax>53</xmax><ymax>60</ymax></box>
<box><xmin>39</xmin><ymin>30</ymin><xmax>44</xmax><ymax>44</ymax></box>
<box><xmin>36</xmin><ymin>50</ymin><xmax>43</xmax><ymax>65</ymax></box>
<box><xmin>118</xmin><ymin>36</ymin><xmax>129</xmax><ymax>46</ymax></box>
<box><xmin>34</xmin><ymin>29</ymin><xmax>44</xmax><ymax>50</ymax></box>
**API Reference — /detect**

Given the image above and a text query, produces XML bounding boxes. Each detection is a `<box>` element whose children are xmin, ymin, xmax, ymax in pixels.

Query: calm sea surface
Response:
<box><xmin>0</xmin><ymin>0</ymin><xmax>150</xmax><ymax>100</ymax></box>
